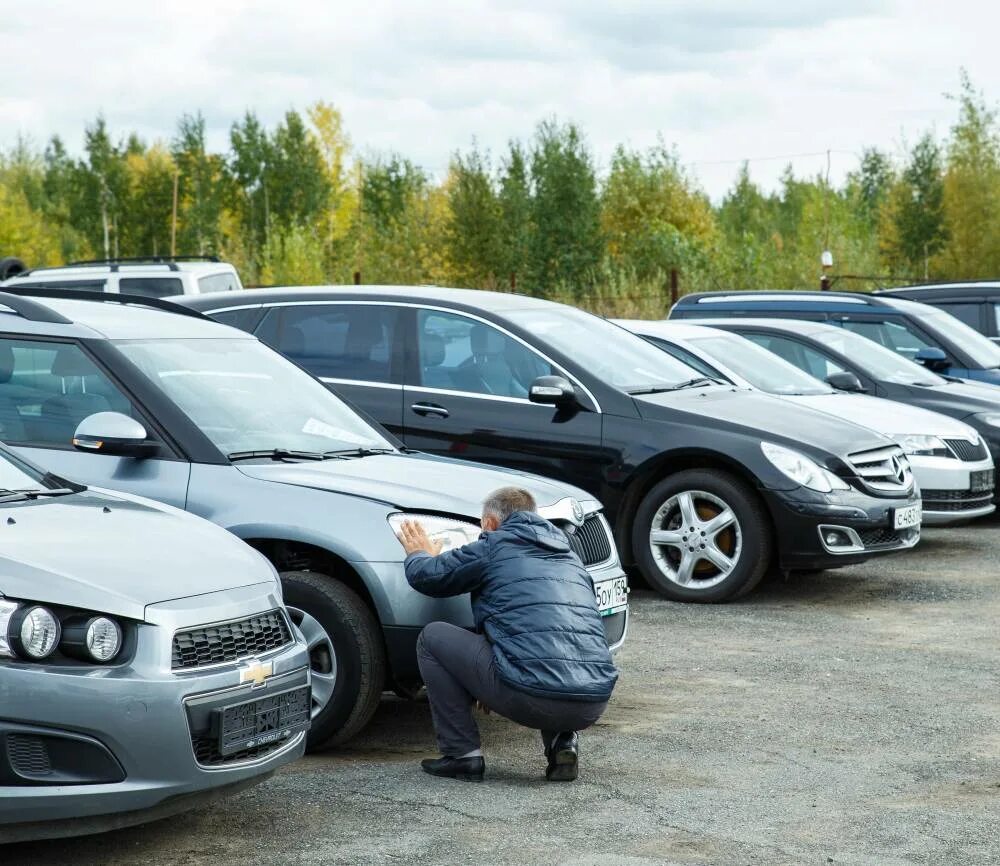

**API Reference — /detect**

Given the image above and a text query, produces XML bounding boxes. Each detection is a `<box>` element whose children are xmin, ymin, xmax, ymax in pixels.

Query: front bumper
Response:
<box><xmin>908</xmin><ymin>454</ymin><xmax>995</xmax><ymax>525</ymax></box>
<box><xmin>0</xmin><ymin>583</ymin><xmax>309</xmax><ymax>842</ymax></box>
<box><xmin>762</xmin><ymin>486</ymin><xmax>921</xmax><ymax>571</ymax></box>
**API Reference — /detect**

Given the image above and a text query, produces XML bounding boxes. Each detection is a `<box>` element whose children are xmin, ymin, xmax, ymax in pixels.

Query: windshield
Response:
<box><xmin>916</xmin><ymin>304</ymin><xmax>1000</xmax><ymax>368</ymax></box>
<box><xmin>0</xmin><ymin>448</ymin><xmax>50</xmax><ymax>492</ymax></box>
<box><xmin>689</xmin><ymin>334</ymin><xmax>832</xmax><ymax>395</ymax></box>
<box><xmin>504</xmin><ymin>308</ymin><xmax>702</xmax><ymax>390</ymax></box>
<box><xmin>811</xmin><ymin>328</ymin><xmax>945</xmax><ymax>386</ymax></box>
<box><xmin>115</xmin><ymin>338</ymin><xmax>393</xmax><ymax>457</ymax></box>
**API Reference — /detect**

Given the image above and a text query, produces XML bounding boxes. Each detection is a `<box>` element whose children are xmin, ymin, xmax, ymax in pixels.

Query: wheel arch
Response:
<box><xmin>614</xmin><ymin>450</ymin><xmax>774</xmax><ymax>566</ymax></box>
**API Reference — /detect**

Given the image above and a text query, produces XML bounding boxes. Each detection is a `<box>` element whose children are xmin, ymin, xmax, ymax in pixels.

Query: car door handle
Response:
<box><xmin>411</xmin><ymin>402</ymin><xmax>449</xmax><ymax>418</ymax></box>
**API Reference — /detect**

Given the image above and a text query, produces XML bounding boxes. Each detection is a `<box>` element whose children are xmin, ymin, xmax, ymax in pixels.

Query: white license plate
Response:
<box><xmin>594</xmin><ymin>577</ymin><xmax>628</xmax><ymax>615</ymax></box>
<box><xmin>893</xmin><ymin>503</ymin><xmax>921</xmax><ymax>529</ymax></box>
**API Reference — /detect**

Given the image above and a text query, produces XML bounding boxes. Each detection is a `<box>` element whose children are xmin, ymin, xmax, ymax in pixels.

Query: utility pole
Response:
<box><xmin>171</xmin><ymin>170</ymin><xmax>179</xmax><ymax>257</ymax></box>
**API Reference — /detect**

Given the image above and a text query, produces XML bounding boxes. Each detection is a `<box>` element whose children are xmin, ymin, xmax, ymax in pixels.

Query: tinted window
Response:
<box><xmin>198</xmin><ymin>272</ymin><xmax>241</xmax><ymax>293</ymax></box>
<box><xmin>259</xmin><ymin>304</ymin><xmax>399</xmax><ymax>384</ymax></box>
<box><xmin>741</xmin><ymin>333</ymin><xmax>847</xmax><ymax>380</ymax></box>
<box><xmin>0</xmin><ymin>339</ymin><xmax>135</xmax><ymax>448</ymax></box>
<box><xmin>809</xmin><ymin>327</ymin><xmax>943</xmax><ymax>385</ymax></box>
<box><xmin>210</xmin><ymin>307</ymin><xmax>263</xmax><ymax>333</ymax></box>
<box><xmin>119</xmin><ymin>277</ymin><xmax>184</xmax><ymax>299</ymax></box>
<box><xmin>646</xmin><ymin>338</ymin><xmax>724</xmax><ymax>380</ymax></box>
<box><xmin>935</xmin><ymin>302</ymin><xmax>982</xmax><ymax>330</ymax></box>
<box><xmin>689</xmin><ymin>334</ymin><xmax>831</xmax><ymax>395</ymax></box>
<box><xmin>417</xmin><ymin>310</ymin><xmax>552</xmax><ymax>398</ymax></box>
<box><xmin>835</xmin><ymin>317</ymin><xmax>934</xmax><ymax>360</ymax></box>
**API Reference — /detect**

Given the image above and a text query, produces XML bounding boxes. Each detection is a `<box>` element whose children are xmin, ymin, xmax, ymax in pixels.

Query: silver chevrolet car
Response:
<box><xmin>0</xmin><ymin>290</ymin><xmax>629</xmax><ymax>752</ymax></box>
<box><xmin>0</xmin><ymin>445</ymin><xmax>310</xmax><ymax>843</ymax></box>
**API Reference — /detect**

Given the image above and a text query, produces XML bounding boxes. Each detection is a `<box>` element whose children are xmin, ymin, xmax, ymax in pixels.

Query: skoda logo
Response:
<box><xmin>890</xmin><ymin>455</ymin><xmax>906</xmax><ymax>485</ymax></box>
<box><xmin>571</xmin><ymin>499</ymin><xmax>585</xmax><ymax>525</ymax></box>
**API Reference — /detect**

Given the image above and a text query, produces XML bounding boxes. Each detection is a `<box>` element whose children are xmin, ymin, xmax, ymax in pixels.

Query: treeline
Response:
<box><xmin>1</xmin><ymin>73</ymin><xmax>999</xmax><ymax>315</ymax></box>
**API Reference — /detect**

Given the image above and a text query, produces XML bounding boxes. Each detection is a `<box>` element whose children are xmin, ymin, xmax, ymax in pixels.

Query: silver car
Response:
<box><xmin>0</xmin><ymin>445</ymin><xmax>310</xmax><ymax>843</ymax></box>
<box><xmin>0</xmin><ymin>292</ymin><xmax>628</xmax><ymax>751</ymax></box>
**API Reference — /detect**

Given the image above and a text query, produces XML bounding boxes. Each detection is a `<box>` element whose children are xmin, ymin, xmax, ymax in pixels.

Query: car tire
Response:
<box><xmin>631</xmin><ymin>469</ymin><xmax>772</xmax><ymax>603</ymax></box>
<box><xmin>280</xmin><ymin>571</ymin><xmax>386</xmax><ymax>750</ymax></box>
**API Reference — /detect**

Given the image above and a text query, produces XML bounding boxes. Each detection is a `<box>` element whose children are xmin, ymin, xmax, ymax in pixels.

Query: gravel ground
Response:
<box><xmin>6</xmin><ymin>521</ymin><xmax>1000</xmax><ymax>865</ymax></box>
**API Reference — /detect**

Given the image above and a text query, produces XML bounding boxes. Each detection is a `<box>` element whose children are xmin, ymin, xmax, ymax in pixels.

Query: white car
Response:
<box><xmin>619</xmin><ymin>320</ymin><xmax>996</xmax><ymax>526</ymax></box>
<box><xmin>0</xmin><ymin>256</ymin><xmax>242</xmax><ymax>299</ymax></box>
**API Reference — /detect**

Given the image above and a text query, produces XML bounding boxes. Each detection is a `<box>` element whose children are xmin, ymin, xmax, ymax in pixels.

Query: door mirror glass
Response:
<box><xmin>73</xmin><ymin>412</ymin><xmax>158</xmax><ymax>458</ymax></box>
<box><xmin>824</xmin><ymin>371</ymin><xmax>865</xmax><ymax>393</ymax></box>
<box><xmin>914</xmin><ymin>346</ymin><xmax>949</xmax><ymax>371</ymax></box>
<box><xmin>529</xmin><ymin>375</ymin><xmax>577</xmax><ymax>406</ymax></box>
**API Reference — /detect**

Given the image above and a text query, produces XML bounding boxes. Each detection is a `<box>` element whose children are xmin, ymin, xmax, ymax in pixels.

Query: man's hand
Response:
<box><xmin>397</xmin><ymin>519</ymin><xmax>444</xmax><ymax>557</ymax></box>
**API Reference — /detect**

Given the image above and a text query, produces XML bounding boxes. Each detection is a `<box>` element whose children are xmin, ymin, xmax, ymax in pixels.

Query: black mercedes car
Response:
<box><xmin>178</xmin><ymin>287</ymin><xmax>920</xmax><ymax>603</ymax></box>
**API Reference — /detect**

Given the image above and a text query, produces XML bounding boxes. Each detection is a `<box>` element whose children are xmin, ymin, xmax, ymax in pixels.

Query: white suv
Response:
<box><xmin>0</xmin><ymin>257</ymin><xmax>243</xmax><ymax>298</ymax></box>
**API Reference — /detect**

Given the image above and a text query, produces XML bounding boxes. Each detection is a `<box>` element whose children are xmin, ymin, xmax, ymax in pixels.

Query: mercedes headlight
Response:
<box><xmin>388</xmin><ymin>513</ymin><xmax>481</xmax><ymax>553</ymax></box>
<box><xmin>761</xmin><ymin>442</ymin><xmax>850</xmax><ymax>493</ymax></box>
<box><xmin>892</xmin><ymin>434</ymin><xmax>950</xmax><ymax>457</ymax></box>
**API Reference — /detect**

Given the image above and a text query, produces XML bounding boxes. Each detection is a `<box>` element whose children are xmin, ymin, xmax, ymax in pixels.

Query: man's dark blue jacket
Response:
<box><xmin>404</xmin><ymin>511</ymin><xmax>618</xmax><ymax>703</ymax></box>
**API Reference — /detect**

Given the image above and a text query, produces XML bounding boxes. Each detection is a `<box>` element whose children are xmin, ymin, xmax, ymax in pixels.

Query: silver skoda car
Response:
<box><xmin>0</xmin><ymin>445</ymin><xmax>310</xmax><ymax>843</ymax></box>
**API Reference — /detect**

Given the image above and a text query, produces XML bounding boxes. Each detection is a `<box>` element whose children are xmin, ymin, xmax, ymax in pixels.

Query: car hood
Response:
<box><xmin>786</xmin><ymin>393</ymin><xmax>980</xmax><ymax>440</ymax></box>
<box><xmin>0</xmin><ymin>490</ymin><xmax>274</xmax><ymax>620</ymax></box>
<box><xmin>634</xmin><ymin>386</ymin><xmax>888</xmax><ymax>458</ymax></box>
<box><xmin>235</xmin><ymin>452</ymin><xmax>593</xmax><ymax>518</ymax></box>
<box><xmin>905</xmin><ymin>380</ymin><xmax>1000</xmax><ymax>417</ymax></box>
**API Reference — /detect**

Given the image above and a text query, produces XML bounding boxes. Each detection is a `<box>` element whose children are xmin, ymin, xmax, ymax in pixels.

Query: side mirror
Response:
<box><xmin>915</xmin><ymin>347</ymin><xmax>949</xmax><ymax>372</ymax></box>
<box><xmin>825</xmin><ymin>371</ymin><xmax>865</xmax><ymax>393</ymax></box>
<box><xmin>528</xmin><ymin>375</ymin><xmax>577</xmax><ymax>407</ymax></box>
<box><xmin>73</xmin><ymin>412</ymin><xmax>159</xmax><ymax>459</ymax></box>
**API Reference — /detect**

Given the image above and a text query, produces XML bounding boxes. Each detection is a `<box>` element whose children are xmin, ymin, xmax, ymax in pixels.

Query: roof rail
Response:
<box><xmin>68</xmin><ymin>255</ymin><xmax>220</xmax><ymax>266</ymax></box>
<box><xmin>679</xmin><ymin>289</ymin><xmax>883</xmax><ymax>304</ymax></box>
<box><xmin>0</xmin><ymin>292</ymin><xmax>73</xmax><ymax>324</ymax></box>
<box><xmin>0</xmin><ymin>286</ymin><xmax>211</xmax><ymax>321</ymax></box>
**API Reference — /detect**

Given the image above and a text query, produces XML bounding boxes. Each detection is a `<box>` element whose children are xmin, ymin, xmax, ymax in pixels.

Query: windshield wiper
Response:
<box><xmin>321</xmin><ymin>447</ymin><xmax>396</xmax><ymax>459</ymax></box>
<box><xmin>627</xmin><ymin>377</ymin><xmax>725</xmax><ymax>395</ymax></box>
<box><xmin>0</xmin><ymin>487</ymin><xmax>77</xmax><ymax>502</ymax></box>
<box><xmin>227</xmin><ymin>449</ymin><xmax>327</xmax><ymax>462</ymax></box>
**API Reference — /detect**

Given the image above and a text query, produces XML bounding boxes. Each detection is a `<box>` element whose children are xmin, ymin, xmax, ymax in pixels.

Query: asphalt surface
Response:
<box><xmin>6</xmin><ymin>521</ymin><xmax>1000</xmax><ymax>865</ymax></box>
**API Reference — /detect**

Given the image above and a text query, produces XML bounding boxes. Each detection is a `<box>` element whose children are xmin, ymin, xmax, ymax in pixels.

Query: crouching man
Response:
<box><xmin>396</xmin><ymin>486</ymin><xmax>618</xmax><ymax>783</ymax></box>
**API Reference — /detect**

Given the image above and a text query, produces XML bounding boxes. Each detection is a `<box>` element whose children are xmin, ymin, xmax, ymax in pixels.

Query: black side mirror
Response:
<box><xmin>825</xmin><ymin>371</ymin><xmax>865</xmax><ymax>393</ymax></box>
<box><xmin>528</xmin><ymin>375</ymin><xmax>577</xmax><ymax>407</ymax></box>
<box><xmin>915</xmin><ymin>347</ymin><xmax>950</xmax><ymax>372</ymax></box>
<box><xmin>73</xmin><ymin>412</ymin><xmax>160</xmax><ymax>459</ymax></box>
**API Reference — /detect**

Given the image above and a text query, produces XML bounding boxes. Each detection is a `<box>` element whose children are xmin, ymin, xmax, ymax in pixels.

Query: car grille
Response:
<box><xmin>922</xmin><ymin>489</ymin><xmax>995</xmax><ymax>512</ymax></box>
<box><xmin>944</xmin><ymin>438</ymin><xmax>989</xmax><ymax>462</ymax></box>
<box><xmin>172</xmin><ymin>611</ymin><xmax>293</xmax><ymax>670</ymax></box>
<box><xmin>846</xmin><ymin>446</ymin><xmax>912</xmax><ymax>494</ymax></box>
<box><xmin>567</xmin><ymin>514</ymin><xmax>614</xmax><ymax>567</ymax></box>
<box><xmin>191</xmin><ymin>734</ymin><xmax>292</xmax><ymax>767</ymax></box>
<box><xmin>858</xmin><ymin>526</ymin><xmax>907</xmax><ymax>548</ymax></box>
<box><xmin>6</xmin><ymin>735</ymin><xmax>52</xmax><ymax>779</ymax></box>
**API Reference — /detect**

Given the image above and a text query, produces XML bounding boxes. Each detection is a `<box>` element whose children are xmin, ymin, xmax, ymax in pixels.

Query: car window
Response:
<box><xmin>645</xmin><ymin>337</ymin><xmax>724</xmax><ymax>380</ymax></box>
<box><xmin>210</xmin><ymin>307</ymin><xmax>263</xmax><ymax>333</ymax></box>
<box><xmin>257</xmin><ymin>304</ymin><xmax>400</xmax><ymax>384</ymax></box>
<box><xmin>808</xmin><ymin>327</ymin><xmax>944</xmax><ymax>385</ymax></box>
<box><xmin>935</xmin><ymin>302</ymin><xmax>982</xmax><ymax>330</ymax></box>
<box><xmin>119</xmin><ymin>277</ymin><xmax>185</xmax><ymax>299</ymax></box>
<box><xmin>689</xmin><ymin>333</ymin><xmax>832</xmax><ymax>395</ymax></box>
<box><xmin>0</xmin><ymin>338</ymin><xmax>136</xmax><ymax>448</ymax></box>
<box><xmin>741</xmin><ymin>333</ymin><xmax>847</xmax><ymax>380</ymax></box>
<box><xmin>198</xmin><ymin>272</ymin><xmax>241</xmax><ymax>293</ymax></box>
<box><xmin>835</xmin><ymin>318</ymin><xmax>934</xmax><ymax>360</ymax></box>
<box><xmin>417</xmin><ymin>309</ymin><xmax>553</xmax><ymax>398</ymax></box>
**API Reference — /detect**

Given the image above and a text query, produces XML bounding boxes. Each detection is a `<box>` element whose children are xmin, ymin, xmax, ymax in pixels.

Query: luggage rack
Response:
<box><xmin>13</xmin><ymin>255</ymin><xmax>221</xmax><ymax>276</ymax></box>
<box><xmin>0</xmin><ymin>287</ymin><xmax>209</xmax><ymax>321</ymax></box>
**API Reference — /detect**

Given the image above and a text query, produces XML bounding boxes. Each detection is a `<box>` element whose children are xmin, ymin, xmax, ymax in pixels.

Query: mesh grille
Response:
<box><xmin>944</xmin><ymin>438</ymin><xmax>989</xmax><ymax>462</ymax></box>
<box><xmin>191</xmin><ymin>735</ymin><xmax>290</xmax><ymax>767</ymax></box>
<box><xmin>922</xmin><ymin>489</ymin><xmax>995</xmax><ymax>512</ymax></box>
<box><xmin>172</xmin><ymin>611</ymin><xmax>292</xmax><ymax>670</ymax></box>
<box><xmin>858</xmin><ymin>527</ymin><xmax>905</xmax><ymax>548</ymax></box>
<box><xmin>568</xmin><ymin>515</ymin><xmax>614</xmax><ymax>566</ymax></box>
<box><xmin>6</xmin><ymin>735</ymin><xmax>52</xmax><ymax>778</ymax></box>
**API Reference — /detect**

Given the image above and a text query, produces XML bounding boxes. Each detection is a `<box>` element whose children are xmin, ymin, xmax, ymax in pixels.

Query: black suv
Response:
<box><xmin>178</xmin><ymin>286</ymin><xmax>920</xmax><ymax>603</ymax></box>
<box><xmin>876</xmin><ymin>282</ymin><xmax>1000</xmax><ymax>344</ymax></box>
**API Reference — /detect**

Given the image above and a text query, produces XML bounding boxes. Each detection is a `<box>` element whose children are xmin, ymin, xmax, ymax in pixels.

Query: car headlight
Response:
<box><xmin>0</xmin><ymin>598</ymin><xmax>124</xmax><ymax>663</ymax></box>
<box><xmin>388</xmin><ymin>513</ymin><xmax>481</xmax><ymax>554</ymax></box>
<box><xmin>892</xmin><ymin>434</ymin><xmax>950</xmax><ymax>457</ymax></box>
<box><xmin>761</xmin><ymin>442</ymin><xmax>850</xmax><ymax>493</ymax></box>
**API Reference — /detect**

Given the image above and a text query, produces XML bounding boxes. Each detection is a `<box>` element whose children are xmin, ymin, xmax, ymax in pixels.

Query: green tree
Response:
<box><xmin>497</xmin><ymin>142</ymin><xmax>533</xmax><ymax>289</ymax></box>
<box><xmin>172</xmin><ymin>113</ymin><xmax>227</xmax><ymax>255</ymax></box>
<box><xmin>229</xmin><ymin>111</ymin><xmax>272</xmax><ymax>257</ymax></box>
<box><xmin>268</xmin><ymin>110</ymin><xmax>330</xmax><ymax>230</ymax></box>
<box><xmin>446</xmin><ymin>145</ymin><xmax>502</xmax><ymax>287</ymax></box>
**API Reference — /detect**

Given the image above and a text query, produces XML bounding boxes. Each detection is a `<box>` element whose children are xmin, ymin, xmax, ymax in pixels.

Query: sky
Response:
<box><xmin>1</xmin><ymin>0</ymin><xmax>993</xmax><ymax>200</ymax></box>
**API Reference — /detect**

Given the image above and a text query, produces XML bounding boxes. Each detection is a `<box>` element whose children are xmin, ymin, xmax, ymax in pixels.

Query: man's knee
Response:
<box><xmin>416</xmin><ymin>621</ymin><xmax>451</xmax><ymax>660</ymax></box>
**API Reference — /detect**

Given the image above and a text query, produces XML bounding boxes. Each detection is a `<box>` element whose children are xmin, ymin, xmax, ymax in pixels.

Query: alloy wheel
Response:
<box><xmin>288</xmin><ymin>606</ymin><xmax>338</xmax><ymax>719</ymax></box>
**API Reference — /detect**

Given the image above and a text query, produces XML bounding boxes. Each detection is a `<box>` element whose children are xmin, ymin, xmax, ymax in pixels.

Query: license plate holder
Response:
<box><xmin>594</xmin><ymin>576</ymin><xmax>628</xmax><ymax>616</ymax></box>
<box><xmin>970</xmin><ymin>468</ymin><xmax>994</xmax><ymax>493</ymax></box>
<box><xmin>216</xmin><ymin>685</ymin><xmax>311</xmax><ymax>756</ymax></box>
<box><xmin>893</xmin><ymin>503</ymin><xmax>921</xmax><ymax>530</ymax></box>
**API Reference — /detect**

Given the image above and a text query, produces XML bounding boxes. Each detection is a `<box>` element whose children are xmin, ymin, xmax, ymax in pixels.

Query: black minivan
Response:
<box><xmin>180</xmin><ymin>286</ymin><xmax>920</xmax><ymax>602</ymax></box>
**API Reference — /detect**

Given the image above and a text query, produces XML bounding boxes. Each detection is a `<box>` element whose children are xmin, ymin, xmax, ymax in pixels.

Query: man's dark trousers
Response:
<box><xmin>417</xmin><ymin>621</ymin><xmax>608</xmax><ymax>756</ymax></box>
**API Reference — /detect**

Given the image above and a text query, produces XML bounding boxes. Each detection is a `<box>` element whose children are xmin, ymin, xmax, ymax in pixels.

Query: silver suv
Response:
<box><xmin>0</xmin><ymin>256</ymin><xmax>242</xmax><ymax>299</ymax></box>
<box><xmin>0</xmin><ymin>444</ymin><xmax>310</xmax><ymax>842</ymax></box>
<box><xmin>0</xmin><ymin>291</ymin><xmax>628</xmax><ymax>750</ymax></box>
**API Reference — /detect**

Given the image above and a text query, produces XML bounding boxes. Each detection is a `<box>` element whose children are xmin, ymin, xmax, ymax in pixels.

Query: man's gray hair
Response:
<box><xmin>482</xmin><ymin>487</ymin><xmax>537</xmax><ymax>522</ymax></box>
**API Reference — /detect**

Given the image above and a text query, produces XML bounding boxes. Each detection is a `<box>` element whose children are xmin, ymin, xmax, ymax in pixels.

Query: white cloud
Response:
<box><xmin>0</xmin><ymin>0</ymin><xmax>991</xmax><ymax>198</ymax></box>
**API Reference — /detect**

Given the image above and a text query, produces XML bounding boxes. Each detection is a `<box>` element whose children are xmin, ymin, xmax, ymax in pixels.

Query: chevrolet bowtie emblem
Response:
<box><xmin>240</xmin><ymin>659</ymin><xmax>274</xmax><ymax>688</ymax></box>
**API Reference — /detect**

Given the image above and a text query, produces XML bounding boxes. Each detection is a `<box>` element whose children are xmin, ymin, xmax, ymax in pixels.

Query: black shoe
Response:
<box><xmin>421</xmin><ymin>755</ymin><xmax>485</xmax><ymax>782</ymax></box>
<box><xmin>545</xmin><ymin>732</ymin><xmax>579</xmax><ymax>782</ymax></box>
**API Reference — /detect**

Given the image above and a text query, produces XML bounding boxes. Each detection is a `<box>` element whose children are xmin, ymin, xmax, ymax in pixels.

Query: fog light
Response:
<box><xmin>62</xmin><ymin>615</ymin><xmax>123</xmax><ymax>663</ymax></box>
<box><xmin>825</xmin><ymin>532</ymin><xmax>840</xmax><ymax>546</ymax></box>
<box><xmin>12</xmin><ymin>606</ymin><xmax>61</xmax><ymax>660</ymax></box>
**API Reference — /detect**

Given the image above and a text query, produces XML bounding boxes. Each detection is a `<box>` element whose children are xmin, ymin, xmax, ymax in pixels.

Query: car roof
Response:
<box><xmin>11</xmin><ymin>297</ymin><xmax>252</xmax><ymax>341</ymax></box>
<box><xmin>877</xmin><ymin>281</ymin><xmax>1000</xmax><ymax>297</ymax></box>
<box><xmin>613</xmin><ymin>319</ymin><xmax>735</xmax><ymax>340</ymax></box>
<box><xmin>680</xmin><ymin>317</ymin><xmax>848</xmax><ymax>338</ymax></box>
<box><xmin>176</xmin><ymin>284</ymin><xmax>568</xmax><ymax>315</ymax></box>
<box><xmin>6</xmin><ymin>260</ymin><xmax>237</xmax><ymax>281</ymax></box>
<box><xmin>673</xmin><ymin>290</ymin><xmax>905</xmax><ymax>309</ymax></box>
